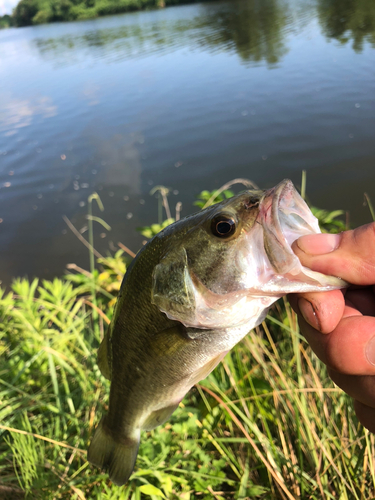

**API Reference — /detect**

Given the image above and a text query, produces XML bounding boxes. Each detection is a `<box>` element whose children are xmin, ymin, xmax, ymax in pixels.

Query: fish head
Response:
<box><xmin>152</xmin><ymin>179</ymin><xmax>346</xmax><ymax>330</ymax></box>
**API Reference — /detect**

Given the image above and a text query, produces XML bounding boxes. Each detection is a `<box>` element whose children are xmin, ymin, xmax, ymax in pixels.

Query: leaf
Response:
<box><xmin>137</xmin><ymin>219</ymin><xmax>175</xmax><ymax>238</ymax></box>
<box><xmin>138</xmin><ymin>484</ymin><xmax>165</xmax><ymax>497</ymax></box>
<box><xmin>247</xmin><ymin>485</ymin><xmax>269</xmax><ymax>497</ymax></box>
<box><xmin>237</xmin><ymin>459</ymin><xmax>249</xmax><ymax>499</ymax></box>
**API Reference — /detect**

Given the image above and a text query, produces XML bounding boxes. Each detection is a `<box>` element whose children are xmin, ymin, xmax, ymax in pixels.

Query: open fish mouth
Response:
<box><xmin>259</xmin><ymin>179</ymin><xmax>320</xmax><ymax>275</ymax></box>
<box><xmin>257</xmin><ymin>179</ymin><xmax>346</xmax><ymax>289</ymax></box>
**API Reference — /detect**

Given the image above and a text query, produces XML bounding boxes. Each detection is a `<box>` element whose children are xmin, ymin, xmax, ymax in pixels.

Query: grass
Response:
<box><xmin>0</xmin><ymin>182</ymin><xmax>374</xmax><ymax>499</ymax></box>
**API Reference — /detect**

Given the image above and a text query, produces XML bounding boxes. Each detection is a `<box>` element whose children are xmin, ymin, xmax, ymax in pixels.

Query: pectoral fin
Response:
<box><xmin>150</xmin><ymin>324</ymin><xmax>191</xmax><ymax>357</ymax></box>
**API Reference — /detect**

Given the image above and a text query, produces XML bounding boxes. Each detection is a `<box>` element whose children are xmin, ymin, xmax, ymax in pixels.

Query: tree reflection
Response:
<box><xmin>33</xmin><ymin>0</ymin><xmax>289</xmax><ymax>66</ymax></box>
<box><xmin>31</xmin><ymin>0</ymin><xmax>375</xmax><ymax>67</ymax></box>
<box><xmin>198</xmin><ymin>0</ymin><xmax>288</xmax><ymax>65</ymax></box>
<box><xmin>318</xmin><ymin>0</ymin><xmax>375</xmax><ymax>51</ymax></box>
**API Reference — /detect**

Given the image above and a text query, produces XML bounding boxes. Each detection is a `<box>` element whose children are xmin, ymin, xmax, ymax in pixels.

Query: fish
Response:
<box><xmin>87</xmin><ymin>179</ymin><xmax>346</xmax><ymax>485</ymax></box>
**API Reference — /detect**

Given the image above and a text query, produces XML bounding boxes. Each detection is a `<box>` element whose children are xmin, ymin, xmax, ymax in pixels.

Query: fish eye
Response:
<box><xmin>211</xmin><ymin>214</ymin><xmax>237</xmax><ymax>238</ymax></box>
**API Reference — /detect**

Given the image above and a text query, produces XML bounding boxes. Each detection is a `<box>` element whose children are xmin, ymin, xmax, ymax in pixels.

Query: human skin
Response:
<box><xmin>288</xmin><ymin>223</ymin><xmax>375</xmax><ymax>433</ymax></box>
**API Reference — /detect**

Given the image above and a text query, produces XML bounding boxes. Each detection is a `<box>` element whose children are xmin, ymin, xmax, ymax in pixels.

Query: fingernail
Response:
<box><xmin>297</xmin><ymin>233</ymin><xmax>341</xmax><ymax>255</ymax></box>
<box><xmin>365</xmin><ymin>336</ymin><xmax>375</xmax><ymax>366</ymax></box>
<box><xmin>298</xmin><ymin>298</ymin><xmax>322</xmax><ymax>331</ymax></box>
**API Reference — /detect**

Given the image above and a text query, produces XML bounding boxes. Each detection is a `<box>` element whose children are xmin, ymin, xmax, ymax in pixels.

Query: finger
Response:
<box><xmin>328</xmin><ymin>369</ymin><xmax>375</xmax><ymax>408</ymax></box>
<box><xmin>292</xmin><ymin>223</ymin><xmax>375</xmax><ymax>286</ymax></box>
<box><xmin>353</xmin><ymin>400</ymin><xmax>375</xmax><ymax>433</ymax></box>
<box><xmin>303</xmin><ymin>315</ymin><xmax>375</xmax><ymax>375</ymax></box>
<box><xmin>295</xmin><ymin>305</ymin><xmax>359</xmax><ymax>366</ymax></box>
<box><xmin>288</xmin><ymin>289</ymin><xmax>345</xmax><ymax>333</ymax></box>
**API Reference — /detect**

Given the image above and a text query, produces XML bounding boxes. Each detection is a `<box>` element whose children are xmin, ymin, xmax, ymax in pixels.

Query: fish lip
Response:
<box><xmin>258</xmin><ymin>179</ymin><xmax>318</xmax><ymax>275</ymax></box>
<box><xmin>270</xmin><ymin>179</ymin><xmax>297</xmax><ymax>237</ymax></box>
<box><xmin>270</xmin><ymin>179</ymin><xmax>293</xmax><ymax>221</ymax></box>
<box><xmin>259</xmin><ymin>178</ymin><xmax>298</xmax><ymax>244</ymax></box>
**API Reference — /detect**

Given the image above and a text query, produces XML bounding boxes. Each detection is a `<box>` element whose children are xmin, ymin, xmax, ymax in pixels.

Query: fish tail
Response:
<box><xmin>87</xmin><ymin>417</ymin><xmax>140</xmax><ymax>486</ymax></box>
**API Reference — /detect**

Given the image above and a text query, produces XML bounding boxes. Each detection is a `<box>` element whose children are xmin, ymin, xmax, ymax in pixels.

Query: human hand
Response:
<box><xmin>288</xmin><ymin>222</ymin><xmax>375</xmax><ymax>433</ymax></box>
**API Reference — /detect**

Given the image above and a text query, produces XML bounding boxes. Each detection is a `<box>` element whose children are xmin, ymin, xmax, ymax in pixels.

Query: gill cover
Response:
<box><xmin>152</xmin><ymin>247</ymin><xmax>197</xmax><ymax>325</ymax></box>
<box><xmin>152</xmin><ymin>245</ymin><xmax>264</xmax><ymax>330</ymax></box>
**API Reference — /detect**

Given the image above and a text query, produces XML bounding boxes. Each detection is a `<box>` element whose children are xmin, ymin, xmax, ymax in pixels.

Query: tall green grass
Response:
<box><xmin>0</xmin><ymin>184</ymin><xmax>374</xmax><ymax>499</ymax></box>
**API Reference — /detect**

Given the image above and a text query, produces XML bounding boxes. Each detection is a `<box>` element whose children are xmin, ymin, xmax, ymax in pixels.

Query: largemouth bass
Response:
<box><xmin>88</xmin><ymin>179</ymin><xmax>345</xmax><ymax>485</ymax></box>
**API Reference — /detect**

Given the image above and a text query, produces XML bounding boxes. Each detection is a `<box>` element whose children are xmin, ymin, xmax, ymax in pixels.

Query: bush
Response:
<box><xmin>32</xmin><ymin>9</ymin><xmax>51</xmax><ymax>23</ymax></box>
<box><xmin>49</xmin><ymin>0</ymin><xmax>74</xmax><ymax>21</ymax></box>
<box><xmin>13</xmin><ymin>0</ymin><xmax>41</xmax><ymax>26</ymax></box>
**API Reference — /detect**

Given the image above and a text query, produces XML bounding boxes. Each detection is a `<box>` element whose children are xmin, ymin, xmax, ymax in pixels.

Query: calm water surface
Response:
<box><xmin>0</xmin><ymin>0</ymin><xmax>375</xmax><ymax>284</ymax></box>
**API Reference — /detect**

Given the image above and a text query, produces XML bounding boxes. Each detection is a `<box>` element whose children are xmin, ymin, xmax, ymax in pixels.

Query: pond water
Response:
<box><xmin>0</xmin><ymin>0</ymin><xmax>374</xmax><ymax>285</ymax></box>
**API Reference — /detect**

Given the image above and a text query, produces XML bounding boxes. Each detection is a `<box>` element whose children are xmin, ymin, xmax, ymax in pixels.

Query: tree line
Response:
<box><xmin>0</xmin><ymin>14</ymin><xmax>15</xmax><ymax>27</ymax></box>
<box><xmin>0</xmin><ymin>0</ymin><xmax>199</xmax><ymax>27</ymax></box>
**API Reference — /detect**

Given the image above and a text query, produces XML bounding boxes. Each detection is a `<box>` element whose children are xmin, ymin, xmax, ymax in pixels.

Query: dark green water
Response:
<box><xmin>0</xmin><ymin>0</ymin><xmax>374</xmax><ymax>284</ymax></box>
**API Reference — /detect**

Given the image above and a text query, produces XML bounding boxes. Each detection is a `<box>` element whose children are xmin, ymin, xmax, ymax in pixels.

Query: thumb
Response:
<box><xmin>292</xmin><ymin>223</ymin><xmax>375</xmax><ymax>286</ymax></box>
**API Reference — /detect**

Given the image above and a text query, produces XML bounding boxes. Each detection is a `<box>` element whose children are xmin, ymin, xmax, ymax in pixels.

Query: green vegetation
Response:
<box><xmin>193</xmin><ymin>189</ymin><xmax>235</xmax><ymax>210</ymax></box>
<box><xmin>0</xmin><ymin>183</ymin><xmax>374</xmax><ymax>499</ymax></box>
<box><xmin>0</xmin><ymin>14</ymin><xmax>14</xmax><ymax>27</ymax></box>
<box><xmin>9</xmin><ymin>0</ymin><xmax>206</xmax><ymax>27</ymax></box>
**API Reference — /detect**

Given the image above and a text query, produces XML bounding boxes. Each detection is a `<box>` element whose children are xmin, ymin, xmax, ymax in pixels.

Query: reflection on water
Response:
<box><xmin>30</xmin><ymin>0</ymin><xmax>375</xmax><ymax>64</ymax></box>
<box><xmin>318</xmin><ymin>0</ymin><xmax>375</xmax><ymax>52</ymax></box>
<box><xmin>0</xmin><ymin>96</ymin><xmax>57</xmax><ymax>137</ymax></box>
<box><xmin>197</xmin><ymin>0</ymin><xmax>289</xmax><ymax>64</ymax></box>
<box><xmin>0</xmin><ymin>0</ymin><xmax>375</xmax><ymax>284</ymax></box>
<box><xmin>32</xmin><ymin>1</ymin><xmax>290</xmax><ymax>65</ymax></box>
